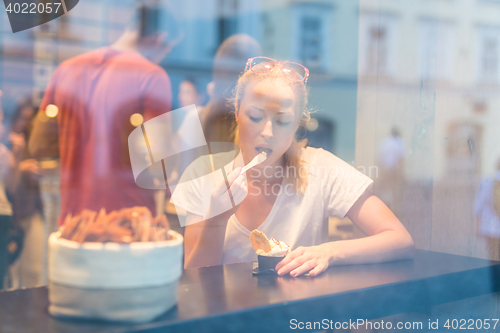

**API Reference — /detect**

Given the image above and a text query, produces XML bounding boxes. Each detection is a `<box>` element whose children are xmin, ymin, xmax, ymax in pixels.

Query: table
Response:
<box><xmin>1</xmin><ymin>250</ymin><xmax>499</xmax><ymax>333</ymax></box>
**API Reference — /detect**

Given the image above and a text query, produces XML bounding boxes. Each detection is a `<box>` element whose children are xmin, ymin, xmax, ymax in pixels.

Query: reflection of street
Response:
<box><xmin>375</xmin><ymin>127</ymin><xmax>406</xmax><ymax>218</ymax></box>
<box><xmin>395</xmin><ymin>180</ymin><xmax>433</xmax><ymax>251</ymax></box>
<box><xmin>388</xmin><ymin>177</ymin><xmax>494</xmax><ymax>261</ymax></box>
<box><xmin>432</xmin><ymin>177</ymin><xmax>479</xmax><ymax>256</ymax></box>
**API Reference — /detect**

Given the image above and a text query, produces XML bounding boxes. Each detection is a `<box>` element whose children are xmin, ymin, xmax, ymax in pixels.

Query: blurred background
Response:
<box><xmin>1</xmin><ymin>0</ymin><xmax>500</xmax><ymax>327</ymax></box>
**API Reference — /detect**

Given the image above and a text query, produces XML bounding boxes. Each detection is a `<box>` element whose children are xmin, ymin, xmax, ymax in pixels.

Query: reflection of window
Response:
<box><xmin>300</xmin><ymin>16</ymin><xmax>323</xmax><ymax>69</ymax></box>
<box><xmin>475</xmin><ymin>26</ymin><xmax>500</xmax><ymax>83</ymax></box>
<box><xmin>368</xmin><ymin>26</ymin><xmax>387</xmax><ymax>74</ymax></box>
<box><xmin>291</xmin><ymin>4</ymin><xmax>331</xmax><ymax>71</ymax></box>
<box><xmin>419</xmin><ymin>20</ymin><xmax>455</xmax><ymax>81</ymax></box>
<box><xmin>218</xmin><ymin>0</ymin><xmax>239</xmax><ymax>45</ymax></box>
<box><xmin>262</xmin><ymin>13</ymin><xmax>275</xmax><ymax>55</ymax></box>
<box><xmin>359</xmin><ymin>13</ymin><xmax>397</xmax><ymax>76</ymax></box>
<box><xmin>482</xmin><ymin>38</ymin><xmax>498</xmax><ymax>75</ymax></box>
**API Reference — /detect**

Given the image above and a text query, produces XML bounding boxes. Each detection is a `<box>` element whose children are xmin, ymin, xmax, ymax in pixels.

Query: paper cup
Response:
<box><xmin>257</xmin><ymin>255</ymin><xmax>284</xmax><ymax>271</ymax></box>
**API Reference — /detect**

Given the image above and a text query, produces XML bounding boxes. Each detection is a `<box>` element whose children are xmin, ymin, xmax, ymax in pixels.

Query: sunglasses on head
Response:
<box><xmin>244</xmin><ymin>57</ymin><xmax>309</xmax><ymax>83</ymax></box>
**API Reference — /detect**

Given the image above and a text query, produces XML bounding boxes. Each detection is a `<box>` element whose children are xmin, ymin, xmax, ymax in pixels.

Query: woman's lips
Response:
<box><xmin>255</xmin><ymin>147</ymin><xmax>272</xmax><ymax>156</ymax></box>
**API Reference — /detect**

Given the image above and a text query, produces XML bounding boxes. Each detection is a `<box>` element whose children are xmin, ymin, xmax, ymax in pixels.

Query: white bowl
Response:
<box><xmin>48</xmin><ymin>230</ymin><xmax>183</xmax><ymax>323</ymax></box>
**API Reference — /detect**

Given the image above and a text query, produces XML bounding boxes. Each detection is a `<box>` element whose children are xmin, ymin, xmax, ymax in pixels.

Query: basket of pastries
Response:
<box><xmin>48</xmin><ymin>206</ymin><xmax>183</xmax><ymax>323</ymax></box>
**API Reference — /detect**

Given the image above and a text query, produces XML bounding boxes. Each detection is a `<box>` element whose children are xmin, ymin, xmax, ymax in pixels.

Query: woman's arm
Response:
<box><xmin>184</xmin><ymin>211</ymin><xmax>231</xmax><ymax>269</ymax></box>
<box><xmin>183</xmin><ymin>167</ymin><xmax>247</xmax><ymax>269</ymax></box>
<box><xmin>276</xmin><ymin>189</ymin><xmax>414</xmax><ymax>277</ymax></box>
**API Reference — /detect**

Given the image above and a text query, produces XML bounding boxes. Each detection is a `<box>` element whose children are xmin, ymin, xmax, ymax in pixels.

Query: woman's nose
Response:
<box><xmin>261</xmin><ymin>120</ymin><xmax>274</xmax><ymax>139</ymax></box>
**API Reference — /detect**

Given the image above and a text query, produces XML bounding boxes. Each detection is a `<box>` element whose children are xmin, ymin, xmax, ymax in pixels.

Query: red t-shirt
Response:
<box><xmin>40</xmin><ymin>47</ymin><xmax>172</xmax><ymax>224</ymax></box>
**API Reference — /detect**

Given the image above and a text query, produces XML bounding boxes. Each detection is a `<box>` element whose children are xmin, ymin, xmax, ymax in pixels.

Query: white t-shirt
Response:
<box><xmin>171</xmin><ymin>147</ymin><xmax>373</xmax><ymax>265</ymax></box>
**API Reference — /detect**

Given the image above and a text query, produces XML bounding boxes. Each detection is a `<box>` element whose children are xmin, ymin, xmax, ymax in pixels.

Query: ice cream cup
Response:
<box><xmin>257</xmin><ymin>254</ymin><xmax>285</xmax><ymax>271</ymax></box>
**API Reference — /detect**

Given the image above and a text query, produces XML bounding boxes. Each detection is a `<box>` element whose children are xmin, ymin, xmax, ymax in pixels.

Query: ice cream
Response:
<box><xmin>250</xmin><ymin>230</ymin><xmax>290</xmax><ymax>273</ymax></box>
<box><xmin>256</xmin><ymin>238</ymin><xmax>289</xmax><ymax>257</ymax></box>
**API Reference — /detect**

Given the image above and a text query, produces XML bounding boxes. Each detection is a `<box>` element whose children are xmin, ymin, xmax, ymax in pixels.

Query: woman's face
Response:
<box><xmin>236</xmin><ymin>78</ymin><xmax>301</xmax><ymax>169</ymax></box>
<box><xmin>178</xmin><ymin>81</ymin><xmax>200</xmax><ymax>108</ymax></box>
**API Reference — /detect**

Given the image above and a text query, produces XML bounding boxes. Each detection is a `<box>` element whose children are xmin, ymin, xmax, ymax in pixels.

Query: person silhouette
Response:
<box><xmin>29</xmin><ymin>1</ymin><xmax>181</xmax><ymax>225</ymax></box>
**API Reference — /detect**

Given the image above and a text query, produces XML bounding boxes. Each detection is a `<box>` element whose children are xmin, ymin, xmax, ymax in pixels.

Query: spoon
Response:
<box><xmin>241</xmin><ymin>152</ymin><xmax>267</xmax><ymax>173</ymax></box>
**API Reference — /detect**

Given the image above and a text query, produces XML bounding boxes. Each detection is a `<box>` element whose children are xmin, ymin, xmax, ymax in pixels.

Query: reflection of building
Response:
<box><xmin>354</xmin><ymin>0</ymin><xmax>500</xmax><ymax>320</ymax></box>
<box><xmin>475</xmin><ymin>25</ymin><xmax>500</xmax><ymax>84</ymax></box>
<box><xmin>358</xmin><ymin>12</ymin><xmax>397</xmax><ymax>77</ymax></box>
<box><xmin>356</xmin><ymin>0</ymin><xmax>500</xmax><ymax>180</ymax></box>
<box><xmin>418</xmin><ymin>19</ymin><xmax>455</xmax><ymax>81</ymax></box>
<box><xmin>355</xmin><ymin>0</ymin><xmax>500</xmax><ymax>266</ymax></box>
<box><xmin>260</xmin><ymin>0</ymin><xmax>360</xmax><ymax>160</ymax></box>
<box><xmin>0</xmin><ymin>0</ymin><xmax>360</xmax><ymax>162</ymax></box>
<box><xmin>290</xmin><ymin>3</ymin><xmax>332</xmax><ymax>71</ymax></box>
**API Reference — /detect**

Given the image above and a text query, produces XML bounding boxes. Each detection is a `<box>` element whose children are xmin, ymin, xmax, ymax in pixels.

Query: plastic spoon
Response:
<box><xmin>241</xmin><ymin>152</ymin><xmax>267</xmax><ymax>173</ymax></box>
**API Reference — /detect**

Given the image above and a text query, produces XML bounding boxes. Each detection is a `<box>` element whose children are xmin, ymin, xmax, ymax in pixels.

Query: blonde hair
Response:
<box><xmin>230</xmin><ymin>67</ymin><xmax>311</xmax><ymax>194</ymax></box>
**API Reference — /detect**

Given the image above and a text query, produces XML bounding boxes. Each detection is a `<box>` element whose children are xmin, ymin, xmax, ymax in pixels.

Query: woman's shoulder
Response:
<box><xmin>300</xmin><ymin>147</ymin><xmax>349</xmax><ymax>167</ymax></box>
<box><xmin>300</xmin><ymin>147</ymin><xmax>373</xmax><ymax>181</ymax></box>
<box><xmin>181</xmin><ymin>150</ymin><xmax>239</xmax><ymax>179</ymax></box>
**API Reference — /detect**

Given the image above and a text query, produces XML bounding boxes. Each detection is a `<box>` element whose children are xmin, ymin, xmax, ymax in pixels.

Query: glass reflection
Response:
<box><xmin>0</xmin><ymin>2</ymin><xmax>496</xmax><ymax>328</ymax></box>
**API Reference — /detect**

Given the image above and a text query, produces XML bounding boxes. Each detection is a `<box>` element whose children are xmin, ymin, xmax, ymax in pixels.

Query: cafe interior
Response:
<box><xmin>0</xmin><ymin>0</ymin><xmax>500</xmax><ymax>332</ymax></box>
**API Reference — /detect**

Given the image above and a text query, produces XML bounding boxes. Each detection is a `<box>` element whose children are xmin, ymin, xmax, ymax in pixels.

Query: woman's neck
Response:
<box><xmin>246</xmin><ymin>160</ymin><xmax>285</xmax><ymax>187</ymax></box>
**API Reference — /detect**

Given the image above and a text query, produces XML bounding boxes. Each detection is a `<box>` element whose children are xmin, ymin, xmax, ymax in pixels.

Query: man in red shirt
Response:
<box><xmin>29</xmin><ymin>3</ymin><xmax>180</xmax><ymax>225</ymax></box>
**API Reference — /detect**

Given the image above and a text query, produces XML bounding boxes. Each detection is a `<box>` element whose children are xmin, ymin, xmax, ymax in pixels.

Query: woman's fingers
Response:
<box><xmin>307</xmin><ymin>264</ymin><xmax>327</xmax><ymax>277</ymax></box>
<box><xmin>226</xmin><ymin>167</ymin><xmax>243</xmax><ymax>186</ymax></box>
<box><xmin>275</xmin><ymin>247</ymin><xmax>305</xmax><ymax>272</ymax></box>
<box><xmin>229</xmin><ymin>173</ymin><xmax>246</xmax><ymax>193</ymax></box>
<box><xmin>205</xmin><ymin>167</ymin><xmax>247</xmax><ymax>219</ymax></box>
<box><xmin>211</xmin><ymin>167</ymin><xmax>243</xmax><ymax>199</ymax></box>
<box><xmin>276</xmin><ymin>255</ymin><xmax>308</xmax><ymax>276</ymax></box>
<box><xmin>277</xmin><ymin>250</ymin><xmax>308</xmax><ymax>275</ymax></box>
<box><xmin>228</xmin><ymin>171</ymin><xmax>248</xmax><ymax>203</ymax></box>
<box><xmin>276</xmin><ymin>246</ymin><xmax>330</xmax><ymax>277</ymax></box>
<box><xmin>289</xmin><ymin>260</ymin><xmax>316</xmax><ymax>277</ymax></box>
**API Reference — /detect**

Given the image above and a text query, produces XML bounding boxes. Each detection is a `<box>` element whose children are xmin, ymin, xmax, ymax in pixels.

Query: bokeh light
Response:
<box><xmin>130</xmin><ymin>113</ymin><xmax>144</xmax><ymax>127</ymax></box>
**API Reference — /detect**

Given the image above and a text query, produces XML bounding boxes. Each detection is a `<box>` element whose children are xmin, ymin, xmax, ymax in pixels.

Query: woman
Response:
<box><xmin>172</xmin><ymin>57</ymin><xmax>414</xmax><ymax>276</ymax></box>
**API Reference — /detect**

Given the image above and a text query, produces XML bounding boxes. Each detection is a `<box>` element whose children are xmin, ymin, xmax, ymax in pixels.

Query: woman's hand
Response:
<box><xmin>275</xmin><ymin>244</ymin><xmax>333</xmax><ymax>277</ymax></box>
<box><xmin>204</xmin><ymin>167</ymin><xmax>247</xmax><ymax>220</ymax></box>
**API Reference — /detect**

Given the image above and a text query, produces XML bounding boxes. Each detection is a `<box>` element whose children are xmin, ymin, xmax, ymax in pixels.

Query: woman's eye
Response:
<box><xmin>249</xmin><ymin>117</ymin><xmax>262</xmax><ymax>122</ymax></box>
<box><xmin>277</xmin><ymin>120</ymin><xmax>291</xmax><ymax>126</ymax></box>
